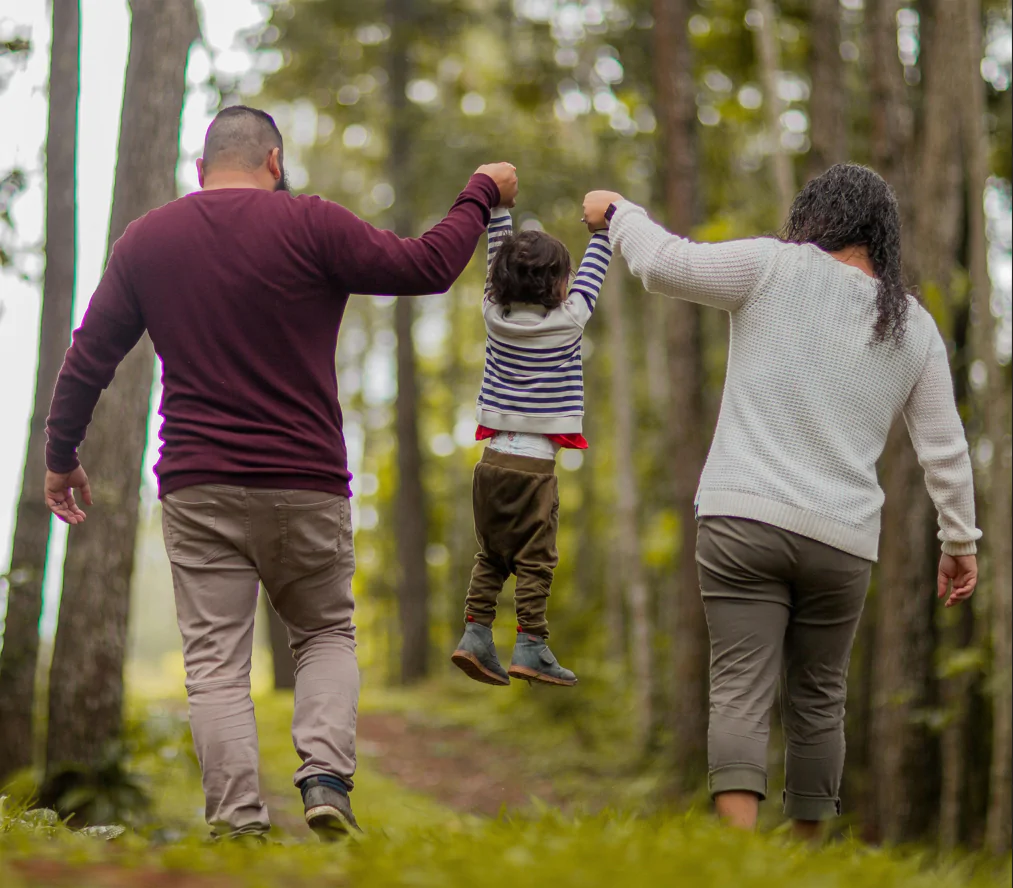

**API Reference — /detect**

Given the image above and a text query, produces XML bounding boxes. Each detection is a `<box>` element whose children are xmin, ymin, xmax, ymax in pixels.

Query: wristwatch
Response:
<box><xmin>604</xmin><ymin>202</ymin><xmax>618</xmax><ymax>223</ymax></box>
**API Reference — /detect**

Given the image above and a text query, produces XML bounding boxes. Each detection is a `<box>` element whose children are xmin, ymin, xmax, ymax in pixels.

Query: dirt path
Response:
<box><xmin>356</xmin><ymin>711</ymin><xmax>563</xmax><ymax>816</ymax></box>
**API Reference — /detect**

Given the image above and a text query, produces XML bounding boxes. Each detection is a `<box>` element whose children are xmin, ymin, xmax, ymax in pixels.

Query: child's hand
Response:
<box><xmin>582</xmin><ymin>190</ymin><xmax>623</xmax><ymax>232</ymax></box>
<box><xmin>475</xmin><ymin>162</ymin><xmax>518</xmax><ymax>208</ymax></box>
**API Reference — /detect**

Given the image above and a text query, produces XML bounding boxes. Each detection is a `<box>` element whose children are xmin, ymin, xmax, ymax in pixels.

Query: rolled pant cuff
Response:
<box><xmin>708</xmin><ymin>765</ymin><xmax>768</xmax><ymax>800</ymax></box>
<box><xmin>783</xmin><ymin>790</ymin><xmax>840</xmax><ymax>821</ymax></box>
<box><xmin>464</xmin><ymin>611</ymin><xmax>494</xmax><ymax>627</ymax></box>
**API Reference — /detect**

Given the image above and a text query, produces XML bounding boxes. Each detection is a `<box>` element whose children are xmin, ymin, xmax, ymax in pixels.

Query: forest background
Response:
<box><xmin>0</xmin><ymin>0</ymin><xmax>1011</xmax><ymax>867</ymax></box>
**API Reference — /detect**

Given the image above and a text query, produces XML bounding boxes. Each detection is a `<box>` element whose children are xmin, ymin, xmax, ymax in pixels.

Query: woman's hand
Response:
<box><xmin>937</xmin><ymin>553</ymin><xmax>977</xmax><ymax>607</ymax></box>
<box><xmin>582</xmin><ymin>190</ymin><xmax>623</xmax><ymax>232</ymax></box>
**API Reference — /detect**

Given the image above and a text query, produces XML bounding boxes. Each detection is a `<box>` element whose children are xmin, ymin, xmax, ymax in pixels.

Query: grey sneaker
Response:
<box><xmin>301</xmin><ymin>777</ymin><xmax>360</xmax><ymax>841</ymax></box>
<box><xmin>451</xmin><ymin>622</ymin><xmax>510</xmax><ymax>686</ymax></box>
<box><xmin>508</xmin><ymin>633</ymin><xmax>577</xmax><ymax>686</ymax></box>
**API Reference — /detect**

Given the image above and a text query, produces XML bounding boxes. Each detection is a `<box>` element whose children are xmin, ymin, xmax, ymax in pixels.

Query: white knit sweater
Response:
<box><xmin>609</xmin><ymin>200</ymin><xmax>980</xmax><ymax>561</ymax></box>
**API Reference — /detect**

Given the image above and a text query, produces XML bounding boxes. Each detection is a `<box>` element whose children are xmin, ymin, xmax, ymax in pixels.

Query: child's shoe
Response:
<box><xmin>508</xmin><ymin>632</ymin><xmax>577</xmax><ymax>686</ymax></box>
<box><xmin>451</xmin><ymin>621</ymin><xmax>510</xmax><ymax>686</ymax></box>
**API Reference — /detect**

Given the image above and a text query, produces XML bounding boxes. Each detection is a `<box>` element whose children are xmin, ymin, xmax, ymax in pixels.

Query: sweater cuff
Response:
<box><xmin>467</xmin><ymin>173</ymin><xmax>501</xmax><ymax>211</ymax></box>
<box><xmin>46</xmin><ymin>441</ymin><xmax>81</xmax><ymax>475</ymax></box>
<box><xmin>941</xmin><ymin>539</ymin><xmax>978</xmax><ymax>557</ymax></box>
<box><xmin>607</xmin><ymin>199</ymin><xmax>645</xmax><ymax>246</ymax></box>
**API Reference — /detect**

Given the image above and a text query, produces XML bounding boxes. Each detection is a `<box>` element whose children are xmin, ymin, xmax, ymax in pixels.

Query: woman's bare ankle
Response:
<box><xmin>714</xmin><ymin>791</ymin><xmax>760</xmax><ymax>830</ymax></box>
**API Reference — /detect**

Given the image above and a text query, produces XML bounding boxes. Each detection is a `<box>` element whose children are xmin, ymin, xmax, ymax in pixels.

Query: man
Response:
<box><xmin>43</xmin><ymin>105</ymin><xmax>518</xmax><ymax>840</ymax></box>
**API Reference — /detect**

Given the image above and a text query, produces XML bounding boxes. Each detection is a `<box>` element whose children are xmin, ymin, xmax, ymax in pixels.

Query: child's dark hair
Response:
<box><xmin>487</xmin><ymin>230</ymin><xmax>572</xmax><ymax>310</ymax></box>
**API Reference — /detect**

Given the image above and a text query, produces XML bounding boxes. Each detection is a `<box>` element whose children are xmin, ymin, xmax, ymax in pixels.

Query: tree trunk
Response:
<box><xmin>751</xmin><ymin>0</ymin><xmax>794</xmax><ymax>220</ymax></box>
<box><xmin>867</xmin><ymin>0</ymin><xmax>912</xmax><ymax>191</ymax></box>
<box><xmin>0</xmin><ymin>0</ymin><xmax>79</xmax><ymax>785</ymax></box>
<box><xmin>870</xmin><ymin>438</ymin><xmax>938</xmax><ymax>843</ymax></box>
<box><xmin>388</xmin><ymin>0</ymin><xmax>430</xmax><ymax>684</ymax></box>
<box><xmin>604</xmin><ymin>273</ymin><xmax>652</xmax><ymax>748</ymax></box>
<box><xmin>805</xmin><ymin>0</ymin><xmax>846</xmax><ymax>180</ymax></box>
<box><xmin>267</xmin><ymin>600</ymin><xmax>295</xmax><ymax>690</ymax></box>
<box><xmin>868</xmin><ymin>0</ymin><xmax>965</xmax><ymax>844</ymax></box>
<box><xmin>653</xmin><ymin>0</ymin><xmax>709</xmax><ymax>787</ymax></box>
<box><xmin>44</xmin><ymin>0</ymin><xmax>198</xmax><ymax>775</ymax></box>
<box><xmin>959</xmin><ymin>0</ymin><xmax>1013</xmax><ymax>854</ymax></box>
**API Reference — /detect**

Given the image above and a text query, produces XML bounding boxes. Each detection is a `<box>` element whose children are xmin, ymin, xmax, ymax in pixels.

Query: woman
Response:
<box><xmin>582</xmin><ymin>164</ymin><xmax>980</xmax><ymax>839</ymax></box>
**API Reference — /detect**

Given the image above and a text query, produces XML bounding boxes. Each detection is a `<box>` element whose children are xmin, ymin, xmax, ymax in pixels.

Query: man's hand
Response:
<box><xmin>582</xmin><ymin>190</ymin><xmax>624</xmax><ymax>233</ymax></box>
<box><xmin>937</xmin><ymin>553</ymin><xmax>977</xmax><ymax>607</ymax></box>
<box><xmin>45</xmin><ymin>465</ymin><xmax>92</xmax><ymax>525</ymax></box>
<box><xmin>475</xmin><ymin>162</ymin><xmax>518</xmax><ymax>208</ymax></box>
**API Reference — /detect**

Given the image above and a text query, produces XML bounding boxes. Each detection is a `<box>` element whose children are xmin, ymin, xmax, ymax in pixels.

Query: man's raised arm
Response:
<box><xmin>315</xmin><ymin>163</ymin><xmax>517</xmax><ymax>297</ymax></box>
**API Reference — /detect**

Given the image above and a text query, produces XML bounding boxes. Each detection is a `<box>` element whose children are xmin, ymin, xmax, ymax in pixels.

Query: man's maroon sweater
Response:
<box><xmin>46</xmin><ymin>174</ymin><xmax>500</xmax><ymax>498</ymax></box>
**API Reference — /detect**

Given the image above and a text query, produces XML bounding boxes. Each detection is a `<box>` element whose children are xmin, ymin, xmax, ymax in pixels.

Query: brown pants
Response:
<box><xmin>464</xmin><ymin>448</ymin><xmax>559</xmax><ymax>637</ymax></box>
<box><xmin>162</xmin><ymin>485</ymin><xmax>358</xmax><ymax>837</ymax></box>
<box><xmin>697</xmin><ymin>516</ymin><xmax>871</xmax><ymax>821</ymax></box>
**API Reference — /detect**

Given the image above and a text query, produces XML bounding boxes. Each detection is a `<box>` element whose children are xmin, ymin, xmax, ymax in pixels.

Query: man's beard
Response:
<box><xmin>274</xmin><ymin>166</ymin><xmax>290</xmax><ymax>192</ymax></box>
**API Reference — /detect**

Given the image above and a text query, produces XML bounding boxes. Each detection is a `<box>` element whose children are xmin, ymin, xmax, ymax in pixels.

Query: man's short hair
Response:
<box><xmin>202</xmin><ymin>105</ymin><xmax>284</xmax><ymax>173</ymax></box>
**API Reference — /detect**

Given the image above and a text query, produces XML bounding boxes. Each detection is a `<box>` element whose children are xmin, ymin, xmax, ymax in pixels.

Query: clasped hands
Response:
<box><xmin>474</xmin><ymin>163</ymin><xmax>622</xmax><ymax>234</ymax></box>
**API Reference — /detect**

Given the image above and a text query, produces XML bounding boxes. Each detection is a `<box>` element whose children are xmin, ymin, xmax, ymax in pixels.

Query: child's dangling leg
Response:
<box><xmin>451</xmin><ymin>460</ymin><xmax>511</xmax><ymax>686</ymax></box>
<box><xmin>502</xmin><ymin>464</ymin><xmax>577</xmax><ymax>687</ymax></box>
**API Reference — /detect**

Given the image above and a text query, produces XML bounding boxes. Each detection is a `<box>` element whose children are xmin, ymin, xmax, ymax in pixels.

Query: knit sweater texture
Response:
<box><xmin>609</xmin><ymin>200</ymin><xmax>980</xmax><ymax>561</ymax></box>
<box><xmin>475</xmin><ymin>209</ymin><xmax>612</xmax><ymax>434</ymax></box>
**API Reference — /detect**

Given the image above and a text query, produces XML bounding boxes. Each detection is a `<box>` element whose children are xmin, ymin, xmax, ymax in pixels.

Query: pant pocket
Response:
<box><xmin>276</xmin><ymin>496</ymin><xmax>346</xmax><ymax>570</ymax></box>
<box><xmin>162</xmin><ymin>495</ymin><xmax>224</xmax><ymax>566</ymax></box>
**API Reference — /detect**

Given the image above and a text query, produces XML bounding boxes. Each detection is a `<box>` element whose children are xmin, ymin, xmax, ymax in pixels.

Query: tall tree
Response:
<box><xmin>652</xmin><ymin>0</ymin><xmax>709</xmax><ymax>786</ymax></box>
<box><xmin>869</xmin><ymin>0</ymin><xmax>966</xmax><ymax>843</ymax></box>
<box><xmin>388</xmin><ymin>0</ymin><xmax>431</xmax><ymax>683</ymax></box>
<box><xmin>0</xmin><ymin>0</ymin><xmax>80</xmax><ymax>786</ymax></box>
<box><xmin>604</xmin><ymin>273</ymin><xmax>652</xmax><ymax>748</ymax></box>
<box><xmin>805</xmin><ymin>0</ymin><xmax>846</xmax><ymax>179</ymax></box>
<box><xmin>44</xmin><ymin>0</ymin><xmax>199</xmax><ymax>776</ymax></box>
<box><xmin>267</xmin><ymin>603</ymin><xmax>296</xmax><ymax>690</ymax></box>
<box><xmin>751</xmin><ymin>0</ymin><xmax>794</xmax><ymax>219</ymax></box>
<box><xmin>960</xmin><ymin>0</ymin><xmax>1013</xmax><ymax>854</ymax></box>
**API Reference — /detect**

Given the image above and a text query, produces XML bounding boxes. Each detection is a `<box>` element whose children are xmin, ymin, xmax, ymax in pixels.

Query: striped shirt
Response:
<box><xmin>475</xmin><ymin>209</ymin><xmax>612</xmax><ymax>435</ymax></box>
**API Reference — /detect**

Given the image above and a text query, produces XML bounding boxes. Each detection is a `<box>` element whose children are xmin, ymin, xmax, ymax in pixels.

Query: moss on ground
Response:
<box><xmin>1</xmin><ymin>688</ymin><xmax>1009</xmax><ymax>888</ymax></box>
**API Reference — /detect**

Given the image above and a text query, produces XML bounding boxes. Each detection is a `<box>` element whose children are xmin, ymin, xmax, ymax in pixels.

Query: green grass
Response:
<box><xmin>1</xmin><ymin>680</ymin><xmax>1009</xmax><ymax>888</ymax></box>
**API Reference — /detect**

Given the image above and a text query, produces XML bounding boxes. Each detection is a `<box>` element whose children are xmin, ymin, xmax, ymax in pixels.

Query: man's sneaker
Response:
<box><xmin>508</xmin><ymin>633</ymin><xmax>577</xmax><ymax>686</ymax></box>
<box><xmin>451</xmin><ymin>621</ymin><xmax>510</xmax><ymax>686</ymax></box>
<box><xmin>301</xmin><ymin>776</ymin><xmax>360</xmax><ymax>841</ymax></box>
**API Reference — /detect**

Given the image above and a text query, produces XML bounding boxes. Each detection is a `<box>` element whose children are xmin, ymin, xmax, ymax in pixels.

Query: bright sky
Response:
<box><xmin>0</xmin><ymin>0</ymin><xmax>269</xmax><ymax>635</ymax></box>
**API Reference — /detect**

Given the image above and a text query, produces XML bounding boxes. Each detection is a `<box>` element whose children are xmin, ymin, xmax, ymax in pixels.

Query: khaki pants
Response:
<box><xmin>696</xmin><ymin>516</ymin><xmax>871</xmax><ymax>821</ymax></box>
<box><xmin>464</xmin><ymin>448</ymin><xmax>559</xmax><ymax>637</ymax></box>
<box><xmin>162</xmin><ymin>485</ymin><xmax>358</xmax><ymax>837</ymax></box>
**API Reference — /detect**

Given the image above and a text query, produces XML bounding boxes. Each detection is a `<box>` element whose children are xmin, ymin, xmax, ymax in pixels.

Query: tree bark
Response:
<box><xmin>870</xmin><ymin>438</ymin><xmax>938</xmax><ymax>843</ymax></box>
<box><xmin>868</xmin><ymin>0</ymin><xmax>965</xmax><ymax>844</ymax></box>
<box><xmin>751</xmin><ymin>0</ymin><xmax>794</xmax><ymax>220</ymax></box>
<box><xmin>805</xmin><ymin>0</ymin><xmax>846</xmax><ymax>180</ymax></box>
<box><xmin>0</xmin><ymin>0</ymin><xmax>79</xmax><ymax>785</ymax></box>
<box><xmin>45</xmin><ymin>0</ymin><xmax>198</xmax><ymax>774</ymax></box>
<box><xmin>652</xmin><ymin>0</ymin><xmax>708</xmax><ymax>786</ymax></box>
<box><xmin>388</xmin><ymin>0</ymin><xmax>430</xmax><ymax>684</ymax></box>
<box><xmin>267</xmin><ymin>601</ymin><xmax>296</xmax><ymax>690</ymax></box>
<box><xmin>959</xmin><ymin>0</ymin><xmax>1013</xmax><ymax>854</ymax></box>
<box><xmin>604</xmin><ymin>273</ymin><xmax>652</xmax><ymax>748</ymax></box>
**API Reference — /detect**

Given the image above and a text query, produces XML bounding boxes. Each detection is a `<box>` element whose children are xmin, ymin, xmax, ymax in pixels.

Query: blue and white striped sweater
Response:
<box><xmin>476</xmin><ymin>209</ymin><xmax>612</xmax><ymax>435</ymax></box>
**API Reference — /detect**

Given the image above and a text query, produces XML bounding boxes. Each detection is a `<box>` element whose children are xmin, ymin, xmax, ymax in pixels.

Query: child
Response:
<box><xmin>451</xmin><ymin>207</ymin><xmax>612</xmax><ymax>686</ymax></box>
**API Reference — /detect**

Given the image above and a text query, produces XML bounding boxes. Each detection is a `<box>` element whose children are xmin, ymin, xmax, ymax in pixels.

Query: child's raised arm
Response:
<box><xmin>484</xmin><ymin>208</ymin><xmax>513</xmax><ymax>301</ymax></box>
<box><xmin>565</xmin><ymin>231</ymin><xmax>613</xmax><ymax>325</ymax></box>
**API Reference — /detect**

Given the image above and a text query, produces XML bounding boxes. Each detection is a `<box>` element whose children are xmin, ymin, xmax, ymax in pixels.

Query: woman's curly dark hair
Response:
<box><xmin>779</xmin><ymin>163</ymin><xmax>911</xmax><ymax>344</ymax></box>
<box><xmin>487</xmin><ymin>230</ymin><xmax>572</xmax><ymax>310</ymax></box>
